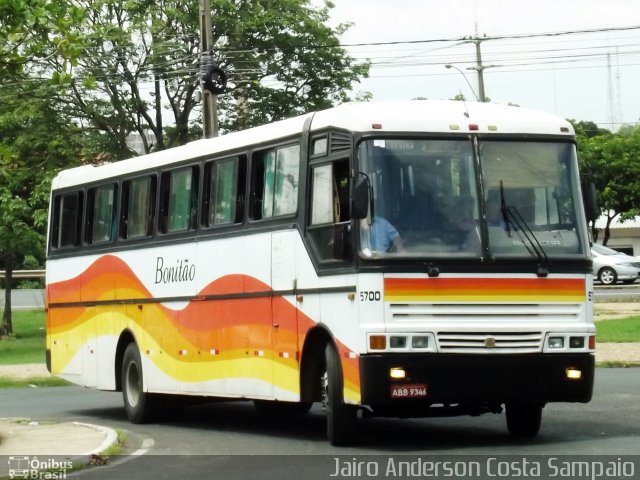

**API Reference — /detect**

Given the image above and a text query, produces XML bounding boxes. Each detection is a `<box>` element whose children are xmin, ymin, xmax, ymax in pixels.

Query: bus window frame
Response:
<box><xmin>119</xmin><ymin>174</ymin><xmax>158</xmax><ymax>241</ymax></box>
<box><xmin>158</xmin><ymin>164</ymin><xmax>200</xmax><ymax>236</ymax></box>
<box><xmin>201</xmin><ymin>154</ymin><xmax>247</xmax><ymax>229</ymax></box>
<box><xmin>249</xmin><ymin>142</ymin><xmax>301</xmax><ymax>223</ymax></box>
<box><xmin>85</xmin><ymin>183</ymin><xmax>118</xmax><ymax>246</ymax></box>
<box><xmin>50</xmin><ymin>190</ymin><xmax>84</xmax><ymax>251</ymax></box>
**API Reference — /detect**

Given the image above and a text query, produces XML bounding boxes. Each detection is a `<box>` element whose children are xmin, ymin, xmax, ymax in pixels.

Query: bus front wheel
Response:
<box><xmin>323</xmin><ymin>343</ymin><xmax>357</xmax><ymax>445</ymax></box>
<box><xmin>122</xmin><ymin>343</ymin><xmax>158</xmax><ymax>424</ymax></box>
<box><xmin>506</xmin><ymin>402</ymin><xmax>543</xmax><ymax>438</ymax></box>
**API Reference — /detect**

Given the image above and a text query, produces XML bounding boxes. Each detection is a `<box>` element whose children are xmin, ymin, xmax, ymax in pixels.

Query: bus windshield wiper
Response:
<box><xmin>499</xmin><ymin>181</ymin><xmax>512</xmax><ymax>237</ymax></box>
<box><xmin>499</xmin><ymin>181</ymin><xmax>550</xmax><ymax>277</ymax></box>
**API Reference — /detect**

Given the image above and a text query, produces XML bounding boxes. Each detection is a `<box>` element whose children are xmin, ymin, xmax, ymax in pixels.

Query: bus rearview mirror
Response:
<box><xmin>352</xmin><ymin>176</ymin><xmax>370</xmax><ymax>220</ymax></box>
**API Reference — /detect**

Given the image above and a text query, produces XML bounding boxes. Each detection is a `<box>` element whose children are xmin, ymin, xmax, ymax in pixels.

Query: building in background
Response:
<box><xmin>595</xmin><ymin>216</ymin><xmax>640</xmax><ymax>256</ymax></box>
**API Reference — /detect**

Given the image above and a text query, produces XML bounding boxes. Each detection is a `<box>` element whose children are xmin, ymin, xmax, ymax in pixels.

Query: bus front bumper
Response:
<box><xmin>359</xmin><ymin>353</ymin><xmax>594</xmax><ymax>413</ymax></box>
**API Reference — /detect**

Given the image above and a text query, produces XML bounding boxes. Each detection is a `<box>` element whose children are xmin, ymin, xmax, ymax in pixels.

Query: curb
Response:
<box><xmin>0</xmin><ymin>419</ymin><xmax>120</xmax><ymax>472</ymax></box>
<box><xmin>73</xmin><ymin>422</ymin><xmax>119</xmax><ymax>456</ymax></box>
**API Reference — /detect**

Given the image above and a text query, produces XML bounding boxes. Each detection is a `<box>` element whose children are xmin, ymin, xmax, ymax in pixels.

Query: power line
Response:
<box><xmin>331</xmin><ymin>24</ymin><xmax>640</xmax><ymax>48</ymax></box>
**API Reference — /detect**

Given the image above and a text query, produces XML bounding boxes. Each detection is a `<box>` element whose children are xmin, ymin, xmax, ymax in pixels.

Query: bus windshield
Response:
<box><xmin>357</xmin><ymin>138</ymin><xmax>587</xmax><ymax>259</ymax></box>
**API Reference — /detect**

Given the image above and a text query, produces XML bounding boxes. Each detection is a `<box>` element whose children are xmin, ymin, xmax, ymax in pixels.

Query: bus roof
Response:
<box><xmin>51</xmin><ymin>100</ymin><xmax>574</xmax><ymax>191</ymax></box>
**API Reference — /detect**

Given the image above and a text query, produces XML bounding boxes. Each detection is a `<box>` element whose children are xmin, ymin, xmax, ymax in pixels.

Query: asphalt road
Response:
<box><xmin>1</xmin><ymin>368</ymin><xmax>638</xmax><ymax>479</ymax></box>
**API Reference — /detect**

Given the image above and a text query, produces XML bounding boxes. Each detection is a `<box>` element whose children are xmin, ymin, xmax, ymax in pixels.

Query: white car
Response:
<box><xmin>591</xmin><ymin>244</ymin><xmax>640</xmax><ymax>285</ymax></box>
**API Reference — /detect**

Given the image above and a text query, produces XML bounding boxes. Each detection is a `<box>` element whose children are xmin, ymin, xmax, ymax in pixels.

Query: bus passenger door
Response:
<box><xmin>271</xmin><ymin>230</ymin><xmax>300</xmax><ymax>401</ymax></box>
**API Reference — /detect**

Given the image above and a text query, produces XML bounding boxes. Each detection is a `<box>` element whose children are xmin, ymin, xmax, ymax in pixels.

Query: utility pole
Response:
<box><xmin>463</xmin><ymin>35</ymin><xmax>499</xmax><ymax>103</ymax></box>
<box><xmin>473</xmin><ymin>37</ymin><xmax>487</xmax><ymax>103</ymax></box>
<box><xmin>471</xmin><ymin>2</ymin><xmax>487</xmax><ymax>103</ymax></box>
<box><xmin>199</xmin><ymin>0</ymin><xmax>217</xmax><ymax>138</ymax></box>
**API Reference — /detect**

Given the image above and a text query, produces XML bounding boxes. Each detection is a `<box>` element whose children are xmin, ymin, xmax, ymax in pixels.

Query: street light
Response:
<box><xmin>445</xmin><ymin>64</ymin><xmax>479</xmax><ymax>102</ymax></box>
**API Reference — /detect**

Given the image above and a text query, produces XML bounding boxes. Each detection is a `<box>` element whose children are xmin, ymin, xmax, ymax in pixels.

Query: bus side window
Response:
<box><xmin>159</xmin><ymin>166</ymin><xmax>199</xmax><ymax>234</ymax></box>
<box><xmin>120</xmin><ymin>176</ymin><xmax>156</xmax><ymax>239</ymax></box>
<box><xmin>202</xmin><ymin>155</ymin><xmax>246</xmax><ymax>227</ymax></box>
<box><xmin>85</xmin><ymin>184</ymin><xmax>117</xmax><ymax>245</ymax></box>
<box><xmin>308</xmin><ymin>158</ymin><xmax>351</xmax><ymax>262</ymax></box>
<box><xmin>51</xmin><ymin>191</ymin><xmax>84</xmax><ymax>249</ymax></box>
<box><xmin>251</xmin><ymin>144</ymin><xmax>300</xmax><ymax>220</ymax></box>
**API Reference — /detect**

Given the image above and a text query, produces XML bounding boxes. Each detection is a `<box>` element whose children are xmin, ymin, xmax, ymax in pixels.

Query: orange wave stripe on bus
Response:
<box><xmin>384</xmin><ymin>277</ymin><xmax>586</xmax><ymax>302</ymax></box>
<box><xmin>47</xmin><ymin>255</ymin><xmax>361</xmax><ymax>400</ymax></box>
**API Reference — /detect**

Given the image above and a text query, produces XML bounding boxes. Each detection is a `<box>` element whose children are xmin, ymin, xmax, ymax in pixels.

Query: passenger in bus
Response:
<box><xmin>486</xmin><ymin>190</ymin><xmax>507</xmax><ymax>228</ymax></box>
<box><xmin>360</xmin><ymin>217</ymin><xmax>405</xmax><ymax>255</ymax></box>
<box><xmin>446</xmin><ymin>195</ymin><xmax>481</xmax><ymax>252</ymax></box>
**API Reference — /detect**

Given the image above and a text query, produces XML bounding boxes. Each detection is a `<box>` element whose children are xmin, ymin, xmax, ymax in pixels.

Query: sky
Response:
<box><xmin>328</xmin><ymin>0</ymin><xmax>640</xmax><ymax>130</ymax></box>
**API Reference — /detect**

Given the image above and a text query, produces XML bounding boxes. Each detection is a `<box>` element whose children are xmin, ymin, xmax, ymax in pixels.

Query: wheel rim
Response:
<box><xmin>321</xmin><ymin>371</ymin><xmax>329</xmax><ymax>414</ymax></box>
<box><xmin>125</xmin><ymin>360</ymin><xmax>141</xmax><ymax>407</ymax></box>
<box><xmin>600</xmin><ymin>269</ymin><xmax>615</xmax><ymax>285</ymax></box>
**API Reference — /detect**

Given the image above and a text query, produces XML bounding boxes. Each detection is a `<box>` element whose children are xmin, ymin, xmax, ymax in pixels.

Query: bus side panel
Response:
<box><xmin>47</xmin><ymin>232</ymin><xmax>362</xmax><ymax>402</ymax></box>
<box><xmin>294</xmin><ymin>236</ymin><xmax>362</xmax><ymax>405</ymax></box>
<box><xmin>47</xmin><ymin>305</ymin><xmax>85</xmax><ymax>379</ymax></box>
<box><xmin>47</xmin><ymin>256</ymin><xmax>98</xmax><ymax>384</ymax></box>
<box><xmin>271</xmin><ymin>231</ymin><xmax>302</xmax><ymax>401</ymax></box>
<box><xmin>79</xmin><ymin>255</ymin><xmax>115</xmax><ymax>389</ymax></box>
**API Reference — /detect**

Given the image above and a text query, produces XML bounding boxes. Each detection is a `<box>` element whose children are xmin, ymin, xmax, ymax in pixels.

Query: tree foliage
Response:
<box><xmin>43</xmin><ymin>0</ymin><xmax>369</xmax><ymax>160</ymax></box>
<box><xmin>0</xmin><ymin>75</ymin><xmax>85</xmax><ymax>335</ymax></box>
<box><xmin>0</xmin><ymin>0</ymin><xmax>367</xmax><ymax>334</ymax></box>
<box><xmin>575</xmin><ymin>122</ymin><xmax>640</xmax><ymax>244</ymax></box>
<box><xmin>0</xmin><ymin>0</ymin><xmax>83</xmax><ymax>75</ymax></box>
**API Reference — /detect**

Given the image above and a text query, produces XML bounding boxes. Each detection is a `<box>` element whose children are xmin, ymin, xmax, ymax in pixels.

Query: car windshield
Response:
<box><xmin>592</xmin><ymin>244</ymin><xmax>624</xmax><ymax>256</ymax></box>
<box><xmin>356</xmin><ymin>138</ymin><xmax>588</xmax><ymax>259</ymax></box>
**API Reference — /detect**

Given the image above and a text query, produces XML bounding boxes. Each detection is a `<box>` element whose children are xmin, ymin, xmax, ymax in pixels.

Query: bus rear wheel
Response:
<box><xmin>506</xmin><ymin>402</ymin><xmax>543</xmax><ymax>438</ymax></box>
<box><xmin>122</xmin><ymin>343</ymin><xmax>158</xmax><ymax>423</ymax></box>
<box><xmin>322</xmin><ymin>343</ymin><xmax>357</xmax><ymax>446</ymax></box>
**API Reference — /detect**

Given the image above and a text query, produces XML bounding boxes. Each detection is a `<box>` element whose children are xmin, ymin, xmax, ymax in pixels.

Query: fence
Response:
<box><xmin>0</xmin><ymin>270</ymin><xmax>45</xmax><ymax>280</ymax></box>
<box><xmin>0</xmin><ymin>271</ymin><xmax>46</xmax><ymax>311</ymax></box>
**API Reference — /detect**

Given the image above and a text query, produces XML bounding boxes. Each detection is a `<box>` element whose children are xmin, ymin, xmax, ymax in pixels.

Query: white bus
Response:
<box><xmin>46</xmin><ymin>101</ymin><xmax>596</xmax><ymax>445</ymax></box>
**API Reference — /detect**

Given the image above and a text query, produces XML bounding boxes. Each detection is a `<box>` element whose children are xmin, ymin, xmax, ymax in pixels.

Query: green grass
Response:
<box><xmin>0</xmin><ymin>377</ymin><xmax>70</xmax><ymax>388</ymax></box>
<box><xmin>596</xmin><ymin>316</ymin><xmax>640</xmax><ymax>343</ymax></box>
<box><xmin>101</xmin><ymin>428</ymin><xmax>127</xmax><ymax>457</ymax></box>
<box><xmin>0</xmin><ymin>310</ymin><xmax>46</xmax><ymax>365</ymax></box>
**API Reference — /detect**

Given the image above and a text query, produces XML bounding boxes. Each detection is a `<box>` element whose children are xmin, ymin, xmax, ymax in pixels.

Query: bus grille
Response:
<box><xmin>388</xmin><ymin>302</ymin><xmax>583</xmax><ymax>320</ymax></box>
<box><xmin>436</xmin><ymin>331</ymin><xmax>543</xmax><ymax>353</ymax></box>
<box><xmin>387</xmin><ymin>302</ymin><xmax>583</xmax><ymax>353</ymax></box>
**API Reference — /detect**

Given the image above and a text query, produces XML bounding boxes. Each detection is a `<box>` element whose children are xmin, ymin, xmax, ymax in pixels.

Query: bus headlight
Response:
<box><xmin>411</xmin><ymin>336</ymin><xmax>430</xmax><ymax>349</ymax></box>
<box><xmin>566</xmin><ymin>368</ymin><xmax>582</xmax><ymax>380</ymax></box>
<box><xmin>389</xmin><ymin>336</ymin><xmax>407</xmax><ymax>349</ymax></box>
<box><xmin>548</xmin><ymin>336</ymin><xmax>564</xmax><ymax>349</ymax></box>
<box><xmin>569</xmin><ymin>336</ymin><xmax>585</xmax><ymax>348</ymax></box>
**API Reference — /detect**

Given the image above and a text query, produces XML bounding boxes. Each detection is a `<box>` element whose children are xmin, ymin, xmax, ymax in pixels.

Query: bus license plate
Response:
<box><xmin>390</xmin><ymin>384</ymin><xmax>428</xmax><ymax>399</ymax></box>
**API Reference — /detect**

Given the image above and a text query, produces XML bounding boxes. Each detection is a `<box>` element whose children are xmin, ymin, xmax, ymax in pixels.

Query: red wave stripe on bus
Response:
<box><xmin>384</xmin><ymin>277</ymin><xmax>586</xmax><ymax>302</ymax></box>
<box><xmin>47</xmin><ymin>254</ymin><xmax>361</xmax><ymax>393</ymax></box>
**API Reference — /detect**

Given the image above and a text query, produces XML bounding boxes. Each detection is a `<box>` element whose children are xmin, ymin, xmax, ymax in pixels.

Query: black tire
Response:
<box><xmin>323</xmin><ymin>343</ymin><xmax>357</xmax><ymax>446</ymax></box>
<box><xmin>122</xmin><ymin>343</ymin><xmax>159</xmax><ymax>423</ymax></box>
<box><xmin>598</xmin><ymin>267</ymin><xmax>617</xmax><ymax>285</ymax></box>
<box><xmin>254</xmin><ymin>400</ymin><xmax>313</xmax><ymax>416</ymax></box>
<box><xmin>506</xmin><ymin>402</ymin><xmax>543</xmax><ymax>438</ymax></box>
<box><xmin>622</xmin><ymin>279</ymin><xmax>637</xmax><ymax>285</ymax></box>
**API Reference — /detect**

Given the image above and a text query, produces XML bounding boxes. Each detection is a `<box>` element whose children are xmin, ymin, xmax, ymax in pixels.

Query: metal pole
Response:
<box><xmin>474</xmin><ymin>37</ymin><xmax>486</xmax><ymax>103</ymax></box>
<box><xmin>199</xmin><ymin>0</ymin><xmax>218</xmax><ymax>138</ymax></box>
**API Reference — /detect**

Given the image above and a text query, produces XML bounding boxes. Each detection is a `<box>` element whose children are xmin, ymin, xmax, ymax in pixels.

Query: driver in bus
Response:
<box><xmin>361</xmin><ymin>216</ymin><xmax>405</xmax><ymax>255</ymax></box>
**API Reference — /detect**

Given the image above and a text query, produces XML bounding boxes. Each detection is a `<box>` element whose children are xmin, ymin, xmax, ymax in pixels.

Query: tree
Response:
<box><xmin>1</xmin><ymin>0</ymin><xmax>84</xmax><ymax>76</ymax></box>
<box><xmin>568</xmin><ymin>119</ymin><xmax>611</xmax><ymax>139</ymax></box>
<box><xmin>577</xmin><ymin>125</ymin><xmax>640</xmax><ymax>244</ymax></box>
<box><xmin>0</xmin><ymin>75</ymin><xmax>85</xmax><ymax>336</ymax></box>
<box><xmin>44</xmin><ymin>0</ymin><xmax>369</xmax><ymax>160</ymax></box>
<box><xmin>1</xmin><ymin>1</ymin><xmax>84</xmax><ymax>336</ymax></box>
